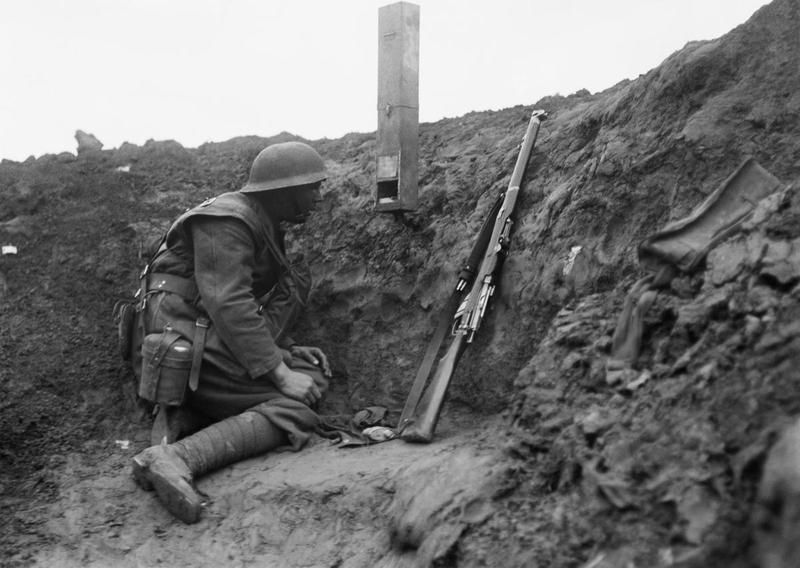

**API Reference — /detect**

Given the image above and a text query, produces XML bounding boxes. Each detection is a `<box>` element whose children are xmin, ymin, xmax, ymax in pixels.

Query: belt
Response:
<box><xmin>148</xmin><ymin>273</ymin><xmax>199</xmax><ymax>300</ymax></box>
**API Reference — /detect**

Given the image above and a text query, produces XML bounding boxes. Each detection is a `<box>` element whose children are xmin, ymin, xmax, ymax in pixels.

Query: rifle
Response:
<box><xmin>398</xmin><ymin>109</ymin><xmax>547</xmax><ymax>443</ymax></box>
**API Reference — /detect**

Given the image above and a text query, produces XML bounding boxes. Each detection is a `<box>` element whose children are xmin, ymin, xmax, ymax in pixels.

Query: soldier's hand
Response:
<box><xmin>269</xmin><ymin>362</ymin><xmax>322</xmax><ymax>407</ymax></box>
<box><xmin>290</xmin><ymin>345</ymin><xmax>332</xmax><ymax>377</ymax></box>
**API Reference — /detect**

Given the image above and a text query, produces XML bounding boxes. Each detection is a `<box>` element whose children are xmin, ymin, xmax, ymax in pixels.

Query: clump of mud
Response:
<box><xmin>1</xmin><ymin>1</ymin><xmax>799</xmax><ymax>566</ymax></box>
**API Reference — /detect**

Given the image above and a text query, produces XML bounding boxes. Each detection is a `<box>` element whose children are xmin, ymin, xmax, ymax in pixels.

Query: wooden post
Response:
<box><xmin>376</xmin><ymin>2</ymin><xmax>419</xmax><ymax>211</ymax></box>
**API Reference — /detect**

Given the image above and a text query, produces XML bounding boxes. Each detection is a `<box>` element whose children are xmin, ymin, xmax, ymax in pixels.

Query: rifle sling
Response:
<box><xmin>465</xmin><ymin>194</ymin><xmax>504</xmax><ymax>275</ymax></box>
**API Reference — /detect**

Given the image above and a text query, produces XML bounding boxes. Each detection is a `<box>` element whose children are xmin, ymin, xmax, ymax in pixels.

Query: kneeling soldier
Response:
<box><xmin>131</xmin><ymin>142</ymin><xmax>332</xmax><ymax>523</ymax></box>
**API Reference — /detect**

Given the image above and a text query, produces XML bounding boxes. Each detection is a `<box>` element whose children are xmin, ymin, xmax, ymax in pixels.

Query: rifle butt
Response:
<box><xmin>400</xmin><ymin>335</ymin><xmax>466</xmax><ymax>443</ymax></box>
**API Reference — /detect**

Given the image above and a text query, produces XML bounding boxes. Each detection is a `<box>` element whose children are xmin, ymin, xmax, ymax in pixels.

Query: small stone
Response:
<box><xmin>560</xmin><ymin>351</ymin><xmax>586</xmax><ymax>371</ymax></box>
<box><xmin>625</xmin><ymin>369</ymin><xmax>652</xmax><ymax>391</ymax></box>
<box><xmin>744</xmin><ymin>315</ymin><xmax>763</xmax><ymax>342</ymax></box>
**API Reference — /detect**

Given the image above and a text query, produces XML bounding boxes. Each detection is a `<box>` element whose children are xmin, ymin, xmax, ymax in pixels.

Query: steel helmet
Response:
<box><xmin>241</xmin><ymin>141</ymin><xmax>326</xmax><ymax>193</ymax></box>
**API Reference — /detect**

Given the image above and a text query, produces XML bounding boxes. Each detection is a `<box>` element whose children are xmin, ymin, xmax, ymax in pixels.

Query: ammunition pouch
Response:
<box><xmin>139</xmin><ymin>327</ymin><xmax>193</xmax><ymax>406</ymax></box>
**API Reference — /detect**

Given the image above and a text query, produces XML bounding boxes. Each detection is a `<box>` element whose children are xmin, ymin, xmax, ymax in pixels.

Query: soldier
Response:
<box><xmin>131</xmin><ymin>141</ymin><xmax>332</xmax><ymax>523</ymax></box>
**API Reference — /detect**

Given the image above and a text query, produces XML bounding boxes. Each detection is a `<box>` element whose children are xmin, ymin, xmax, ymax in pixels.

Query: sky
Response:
<box><xmin>0</xmin><ymin>0</ymin><xmax>769</xmax><ymax>162</ymax></box>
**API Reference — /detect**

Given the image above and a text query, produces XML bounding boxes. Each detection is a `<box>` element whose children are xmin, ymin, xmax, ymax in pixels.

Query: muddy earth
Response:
<box><xmin>2</xmin><ymin>1</ymin><xmax>800</xmax><ymax>566</ymax></box>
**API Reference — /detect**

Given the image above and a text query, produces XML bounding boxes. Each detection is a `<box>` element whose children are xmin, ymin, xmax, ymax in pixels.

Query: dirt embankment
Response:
<box><xmin>1</xmin><ymin>0</ymin><xmax>799</xmax><ymax>566</ymax></box>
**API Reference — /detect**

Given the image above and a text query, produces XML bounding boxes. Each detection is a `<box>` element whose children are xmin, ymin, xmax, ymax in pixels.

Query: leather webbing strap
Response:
<box><xmin>189</xmin><ymin>317</ymin><xmax>209</xmax><ymax>392</ymax></box>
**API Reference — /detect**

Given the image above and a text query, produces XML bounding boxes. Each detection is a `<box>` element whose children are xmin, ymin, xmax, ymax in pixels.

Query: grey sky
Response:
<box><xmin>0</xmin><ymin>0</ymin><xmax>767</xmax><ymax>161</ymax></box>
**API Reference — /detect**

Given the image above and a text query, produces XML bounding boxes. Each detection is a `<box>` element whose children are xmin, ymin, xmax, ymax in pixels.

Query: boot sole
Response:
<box><xmin>132</xmin><ymin>455</ymin><xmax>204</xmax><ymax>524</ymax></box>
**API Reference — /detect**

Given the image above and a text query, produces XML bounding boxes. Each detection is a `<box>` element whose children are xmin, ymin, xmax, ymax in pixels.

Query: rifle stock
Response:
<box><xmin>398</xmin><ymin>334</ymin><xmax>467</xmax><ymax>442</ymax></box>
<box><xmin>399</xmin><ymin>109</ymin><xmax>547</xmax><ymax>443</ymax></box>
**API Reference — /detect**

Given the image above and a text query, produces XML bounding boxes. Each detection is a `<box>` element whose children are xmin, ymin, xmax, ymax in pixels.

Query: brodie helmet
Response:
<box><xmin>241</xmin><ymin>141</ymin><xmax>326</xmax><ymax>193</ymax></box>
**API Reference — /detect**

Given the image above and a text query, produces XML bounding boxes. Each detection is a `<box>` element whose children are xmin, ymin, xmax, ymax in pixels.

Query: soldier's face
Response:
<box><xmin>258</xmin><ymin>183</ymin><xmax>322</xmax><ymax>225</ymax></box>
<box><xmin>290</xmin><ymin>183</ymin><xmax>322</xmax><ymax>224</ymax></box>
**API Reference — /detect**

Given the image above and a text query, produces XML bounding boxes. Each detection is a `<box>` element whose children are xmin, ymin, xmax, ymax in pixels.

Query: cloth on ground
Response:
<box><xmin>317</xmin><ymin>405</ymin><xmax>395</xmax><ymax>448</ymax></box>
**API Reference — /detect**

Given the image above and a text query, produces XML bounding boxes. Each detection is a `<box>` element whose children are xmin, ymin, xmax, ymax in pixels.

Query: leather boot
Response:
<box><xmin>132</xmin><ymin>443</ymin><xmax>204</xmax><ymax>524</ymax></box>
<box><xmin>133</xmin><ymin>409</ymin><xmax>286</xmax><ymax>523</ymax></box>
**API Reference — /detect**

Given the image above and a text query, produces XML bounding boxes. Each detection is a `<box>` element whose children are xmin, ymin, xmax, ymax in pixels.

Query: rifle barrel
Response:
<box><xmin>458</xmin><ymin>110</ymin><xmax>546</xmax><ymax>335</ymax></box>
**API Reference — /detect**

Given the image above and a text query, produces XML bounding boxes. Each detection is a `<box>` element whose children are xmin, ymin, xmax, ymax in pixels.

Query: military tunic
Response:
<box><xmin>144</xmin><ymin>192</ymin><xmax>327</xmax><ymax>448</ymax></box>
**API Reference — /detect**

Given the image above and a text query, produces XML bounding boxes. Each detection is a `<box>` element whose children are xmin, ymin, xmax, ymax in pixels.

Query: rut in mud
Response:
<box><xmin>2</xmin><ymin>1</ymin><xmax>800</xmax><ymax>566</ymax></box>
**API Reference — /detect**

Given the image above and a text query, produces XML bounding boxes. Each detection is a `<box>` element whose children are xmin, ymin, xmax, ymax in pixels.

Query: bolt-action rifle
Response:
<box><xmin>397</xmin><ymin>109</ymin><xmax>548</xmax><ymax>443</ymax></box>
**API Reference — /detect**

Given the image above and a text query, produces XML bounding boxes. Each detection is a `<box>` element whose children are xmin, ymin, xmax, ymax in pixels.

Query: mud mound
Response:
<box><xmin>1</xmin><ymin>1</ymin><xmax>799</xmax><ymax>566</ymax></box>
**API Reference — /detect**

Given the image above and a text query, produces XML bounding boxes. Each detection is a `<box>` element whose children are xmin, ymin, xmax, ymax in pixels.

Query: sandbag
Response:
<box><xmin>638</xmin><ymin>157</ymin><xmax>782</xmax><ymax>274</ymax></box>
<box><xmin>609</xmin><ymin>158</ymin><xmax>783</xmax><ymax>371</ymax></box>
